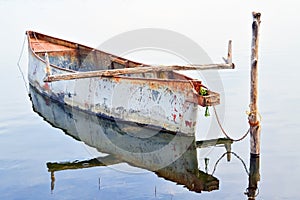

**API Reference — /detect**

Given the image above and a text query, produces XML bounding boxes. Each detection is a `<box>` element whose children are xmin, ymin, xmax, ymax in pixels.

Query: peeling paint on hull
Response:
<box><xmin>27</xmin><ymin>31</ymin><xmax>220</xmax><ymax>136</ymax></box>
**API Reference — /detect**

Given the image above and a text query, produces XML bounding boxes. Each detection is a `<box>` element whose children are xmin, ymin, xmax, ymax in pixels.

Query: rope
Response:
<box><xmin>211</xmin><ymin>151</ymin><xmax>260</xmax><ymax>198</ymax></box>
<box><xmin>212</xmin><ymin>106</ymin><xmax>250</xmax><ymax>142</ymax></box>
<box><xmin>246</xmin><ymin>109</ymin><xmax>262</xmax><ymax>127</ymax></box>
<box><xmin>17</xmin><ymin>35</ymin><xmax>29</xmax><ymax>93</ymax></box>
<box><xmin>211</xmin><ymin>151</ymin><xmax>249</xmax><ymax>176</ymax></box>
<box><xmin>245</xmin><ymin>187</ymin><xmax>260</xmax><ymax>199</ymax></box>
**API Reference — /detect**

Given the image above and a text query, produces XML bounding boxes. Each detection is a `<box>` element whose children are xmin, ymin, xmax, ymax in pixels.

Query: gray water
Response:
<box><xmin>1</xmin><ymin>0</ymin><xmax>300</xmax><ymax>199</ymax></box>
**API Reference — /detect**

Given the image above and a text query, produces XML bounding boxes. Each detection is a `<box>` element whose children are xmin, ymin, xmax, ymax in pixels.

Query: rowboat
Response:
<box><xmin>29</xmin><ymin>87</ymin><xmax>221</xmax><ymax>192</ymax></box>
<box><xmin>27</xmin><ymin>31</ymin><xmax>234</xmax><ymax>136</ymax></box>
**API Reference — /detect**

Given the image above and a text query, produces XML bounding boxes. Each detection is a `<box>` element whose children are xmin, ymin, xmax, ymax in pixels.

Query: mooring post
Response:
<box><xmin>249</xmin><ymin>12</ymin><xmax>261</xmax><ymax>156</ymax></box>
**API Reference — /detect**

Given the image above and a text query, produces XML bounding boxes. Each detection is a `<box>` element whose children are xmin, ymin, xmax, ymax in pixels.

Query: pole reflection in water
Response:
<box><xmin>208</xmin><ymin>151</ymin><xmax>260</xmax><ymax>199</ymax></box>
<box><xmin>30</xmin><ymin>86</ymin><xmax>233</xmax><ymax>194</ymax></box>
<box><xmin>245</xmin><ymin>155</ymin><xmax>260</xmax><ymax>199</ymax></box>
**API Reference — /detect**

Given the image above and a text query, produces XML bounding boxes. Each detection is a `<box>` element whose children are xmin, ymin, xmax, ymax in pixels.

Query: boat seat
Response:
<box><xmin>31</xmin><ymin>41</ymin><xmax>74</xmax><ymax>53</ymax></box>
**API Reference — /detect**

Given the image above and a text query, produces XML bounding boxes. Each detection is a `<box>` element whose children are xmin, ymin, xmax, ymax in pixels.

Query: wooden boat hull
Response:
<box><xmin>27</xmin><ymin>31</ymin><xmax>220</xmax><ymax>136</ymax></box>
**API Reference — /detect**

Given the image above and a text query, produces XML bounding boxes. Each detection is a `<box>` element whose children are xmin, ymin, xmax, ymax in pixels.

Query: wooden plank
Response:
<box><xmin>44</xmin><ymin>63</ymin><xmax>234</xmax><ymax>82</ymax></box>
<box><xmin>195</xmin><ymin>138</ymin><xmax>233</xmax><ymax>148</ymax></box>
<box><xmin>47</xmin><ymin>155</ymin><xmax>121</xmax><ymax>172</ymax></box>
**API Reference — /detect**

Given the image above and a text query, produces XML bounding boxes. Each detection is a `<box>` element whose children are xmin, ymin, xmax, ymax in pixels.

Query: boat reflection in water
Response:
<box><xmin>29</xmin><ymin>86</ymin><xmax>234</xmax><ymax>194</ymax></box>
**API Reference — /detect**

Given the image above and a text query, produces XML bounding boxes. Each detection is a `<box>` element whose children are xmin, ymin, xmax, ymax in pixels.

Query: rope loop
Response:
<box><xmin>212</xmin><ymin>106</ymin><xmax>250</xmax><ymax>142</ymax></box>
<box><xmin>246</xmin><ymin>110</ymin><xmax>262</xmax><ymax>127</ymax></box>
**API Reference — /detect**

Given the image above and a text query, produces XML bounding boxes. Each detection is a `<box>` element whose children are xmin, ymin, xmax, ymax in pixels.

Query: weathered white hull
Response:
<box><xmin>27</xmin><ymin>31</ymin><xmax>220</xmax><ymax>136</ymax></box>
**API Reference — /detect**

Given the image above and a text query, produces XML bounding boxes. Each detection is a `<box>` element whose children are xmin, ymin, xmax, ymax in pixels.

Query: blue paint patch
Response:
<box><xmin>151</xmin><ymin>90</ymin><xmax>160</xmax><ymax>102</ymax></box>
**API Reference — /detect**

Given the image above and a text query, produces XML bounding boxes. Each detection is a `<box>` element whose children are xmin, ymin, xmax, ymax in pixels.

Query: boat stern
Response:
<box><xmin>189</xmin><ymin>80</ymin><xmax>220</xmax><ymax>107</ymax></box>
<box><xmin>197</xmin><ymin>90</ymin><xmax>220</xmax><ymax>107</ymax></box>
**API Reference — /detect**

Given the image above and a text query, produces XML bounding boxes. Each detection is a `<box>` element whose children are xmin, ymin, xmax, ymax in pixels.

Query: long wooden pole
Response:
<box><xmin>44</xmin><ymin>63</ymin><xmax>234</xmax><ymax>82</ymax></box>
<box><xmin>249</xmin><ymin>12</ymin><xmax>261</xmax><ymax>156</ymax></box>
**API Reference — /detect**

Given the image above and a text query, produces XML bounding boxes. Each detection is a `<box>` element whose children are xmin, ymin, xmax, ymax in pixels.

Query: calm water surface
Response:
<box><xmin>0</xmin><ymin>1</ymin><xmax>299</xmax><ymax>199</ymax></box>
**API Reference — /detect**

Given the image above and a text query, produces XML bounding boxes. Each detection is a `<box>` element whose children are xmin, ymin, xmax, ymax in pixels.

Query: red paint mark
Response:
<box><xmin>185</xmin><ymin>120</ymin><xmax>192</xmax><ymax>127</ymax></box>
<box><xmin>45</xmin><ymin>98</ymin><xmax>51</xmax><ymax>106</ymax></box>
<box><xmin>172</xmin><ymin>114</ymin><xmax>177</xmax><ymax>121</ymax></box>
<box><xmin>43</xmin><ymin>83</ymin><xmax>50</xmax><ymax>90</ymax></box>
